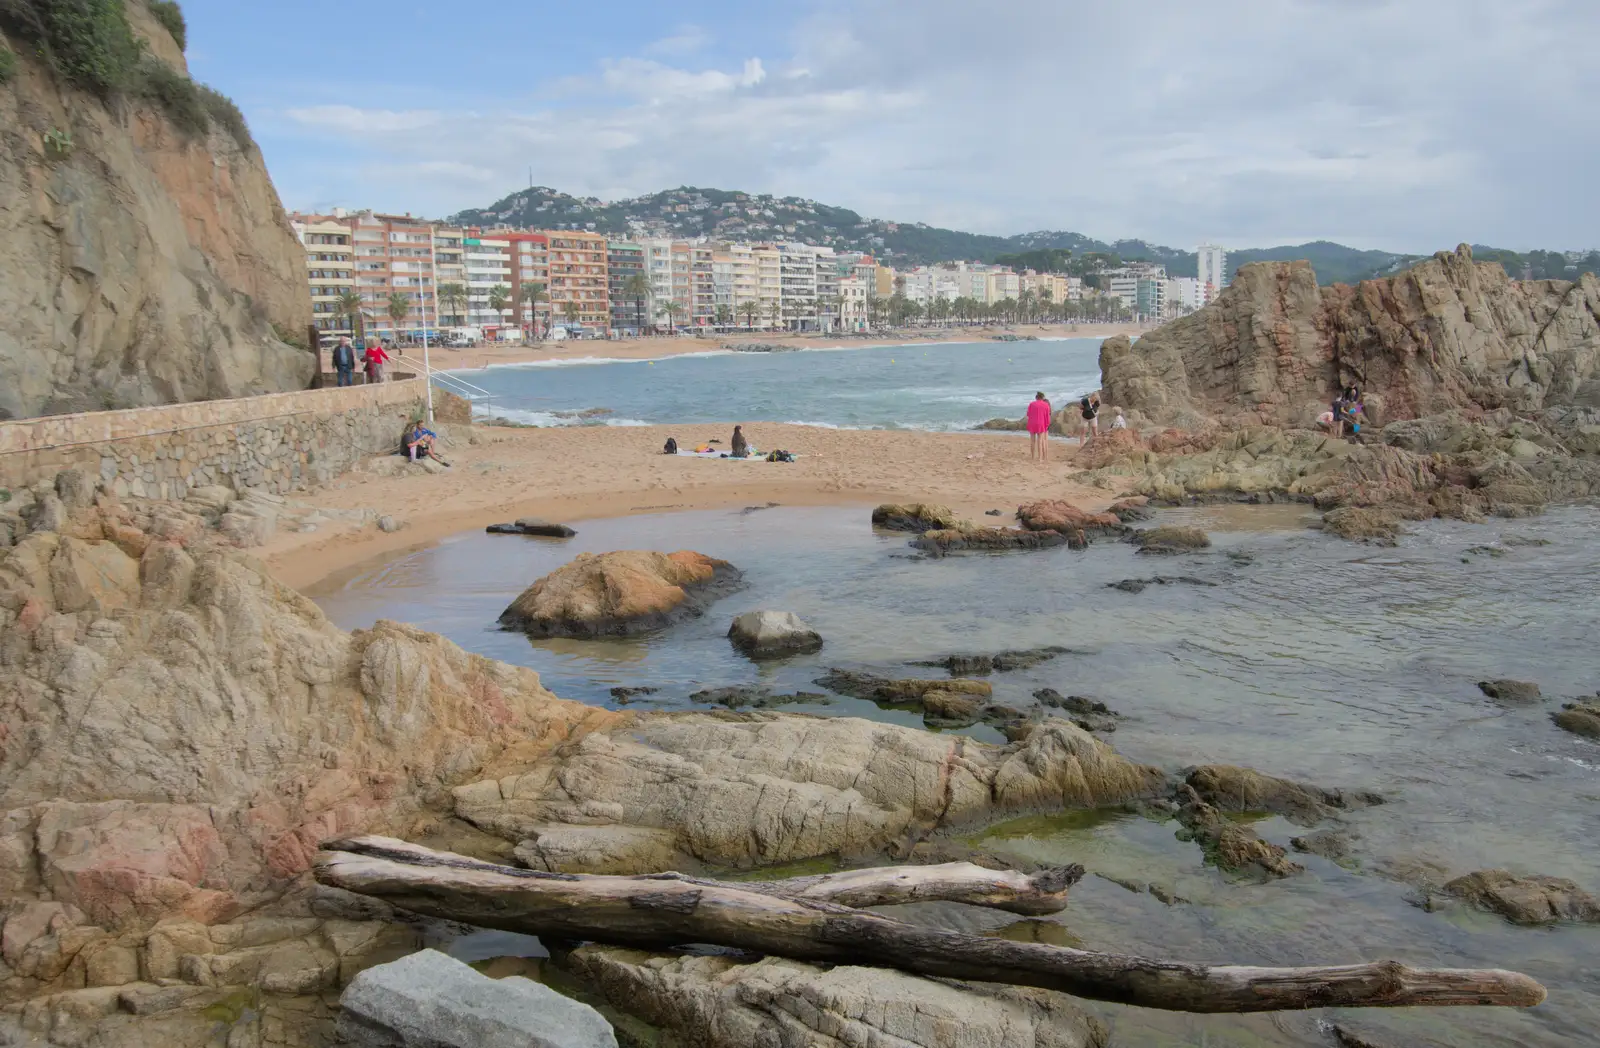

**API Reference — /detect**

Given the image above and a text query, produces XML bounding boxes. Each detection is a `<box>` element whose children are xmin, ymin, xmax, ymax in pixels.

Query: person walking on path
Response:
<box><xmin>331</xmin><ymin>336</ymin><xmax>357</xmax><ymax>387</ymax></box>
<box><xmin>363</xmin><ymin>340</ymin><xmax>391</xmax><ymax>384</ymax></box>
<box><xmin>1025</xmin><ymin>392</ymin><xmax>1053</xmax><ymax>462</ymax></box>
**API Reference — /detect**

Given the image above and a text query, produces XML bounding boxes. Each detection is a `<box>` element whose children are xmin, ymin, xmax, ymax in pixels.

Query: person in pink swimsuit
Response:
<box><xmin>1025</xmin><ymin>392</ymin><xmax>1053</xmax><ymax>462</ymax></box>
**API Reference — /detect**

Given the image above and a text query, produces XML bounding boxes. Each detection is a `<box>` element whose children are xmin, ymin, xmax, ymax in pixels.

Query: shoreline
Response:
<box><xmin>262</xmin><ymin>422</ymin><xmax>1107</xmax><ymax>591</ymax></box>
<box><xmin>410</xmin><ymin>321</ymin><xmax>1146</xmax><ymax>373</ymax></box>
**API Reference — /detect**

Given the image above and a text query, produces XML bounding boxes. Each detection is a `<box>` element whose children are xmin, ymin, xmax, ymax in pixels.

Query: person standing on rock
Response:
<box><xmin>331</xmin><ymin>336</ymin><xmax>357</xmax><ymax>387</ymax></box>
<box><xmin>1080</xmin><ymin>396</ymin><xmax>1100</xmax><ymax>444</ymax></box>
<box><xmin>1025</xmin><ymin>392</ymin><xmax>1053</xmax><ymax>462</ymax></box>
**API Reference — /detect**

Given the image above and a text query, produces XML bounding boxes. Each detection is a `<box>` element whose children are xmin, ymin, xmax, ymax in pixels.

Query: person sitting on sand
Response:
<box><xmin>1025</xmin><ymin>392</ymin><xmax>1053</xmax><ymax>463</ymax></box>
<box><xmin>663</xmin><ymin>437</ymin><xmax>678</xmax><ymax>455</ymax></box>
<box><xmin>404</xmin><ymin>421</ymin><xmax>444</xmax><ymax>464</ymax></box>
<box><xmin>730</xmin><ymin>425</ymin><xmax>749</xmax><ymax>458</ymax></box>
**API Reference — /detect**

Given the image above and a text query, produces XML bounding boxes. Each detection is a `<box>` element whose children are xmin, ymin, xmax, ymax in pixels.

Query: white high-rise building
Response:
<box><xmin>1197</xmin><ymin>243</ymin><xmax>1227</xmax><ymax>292</ymax></box>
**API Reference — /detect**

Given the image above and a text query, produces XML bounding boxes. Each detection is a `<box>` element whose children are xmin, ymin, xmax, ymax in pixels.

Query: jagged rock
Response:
<box><xmin>218</xmin><ymin>508</ymin><xmax>275</xmax><ymax>547</ymax></box>
<box><xmin>1105</xmin><ymin>576</ymin><xmax>1214</xmax><ymax>594</ymax></box>
<box><xmin>515</xmin><ymin>826</ymin><xmax>682</xmax><ymax>875</ymax></box>
<box><xmin>498</xmin><ymin>551</ymin><xmax>742</xmax><ymax>637</ymax></box>
<box><xmin>1183</xmin><ymin>765</ymin><xmax>1382</xmax><ymax>827</ymax></box>
<box><xmin>816</xmin><ymin>669</ymin><xmax>992</xmax><ymax>705</ymax></box>
<box><xmin>915</xmin><ymin>646</ymin><xmax>1068</xmax><ymax>677</ymax></box>
<box><xmin>451</xmin><ymin>715</ymin><xmax>1166</xmax><ymax>870</ymax></box>
<box><xmin>912</xmin><ymin>527</ymin><xmax>1072</xmax><ymax>555</ymax></box>
<box><xmin>29</xmin><ymin>494</ymin><xmax>67</xmax><ymax>534</ymax></box>
<box><xmin>974</xmin><ymin>417</ymin><xmax>1027</xmax><ymax>431</ymax></box>
<box><xmin>1172</xmin><ymin>785</ymin><xmax>1302</xmax><ymax>879</ymax></box>
<box><xmin>1291</xmin><ymin>829</ymin><xmax>1356</xmax><ymax>862</ymax></box>
<box><xmin>1034</xmin><ymin>689</ymin><xmax>1119</xmax><ymax>733</ymax></box>
<box><xmin>871</xmin><ymin>503</ymin><xmax>960</xmax><ymax>531</ymax></box>
<box><xmin>337</xmin><ymin>948</ymin><xmax>618</xmax><ymax>1047</ymax></box>
<box><xmin>485</xmin><ymin>518</ymin><xmax>578</xmax><ymax>537</ymax></box>
<box><xmin>559</xmin><ymin>946</ymin><xmax>1103</xmax><ymax>1048</ymax></box>
<box><xmin>1107</xmin><ymin>496</ymin><xmax>1154</xmax><ymax>521</ymax></box>
<box><xmin>1442</xmin><ymin>870</ymin><xmax>1600</xmax><ymax>925</ymax></box>
<box><xmin>1100</xmin><ymin>248</ymin><xmax>1600</xmax><ymax>430</ymax></box>
<box><xmin>608</xmin><ymin>686</ymin><xmax>658</xmax><ymax>703</ymax></box>
<box><xmin>1075</xmin><ymin>427</ymin><xmax>1148</xmax><ymax>469</ymax></box>
<box><xmin>54</xmin><ymin>470</ymin><xmax>98</xmax><ymax>511</ymax></box>
<box><xmin>687</xmin><ymin>687</ymin><xmax>829</xmax><ymax>710</ymax></box>
<box><xmin>377</xmin><ymin>515</ymin><xmax>402</xmax><ymax>533</ymax></box>
<box><xmin>1553</xmin><ymin>700</ymin><xmax>1600</xmax><ymax>739</ymax></box>
<box><xmin>727</xmin><ymin>610</ymin><xmax>823</xmax><ymax>658</ymax></box>
<box><xmin>1477</xmin><ymin>679</ymin><xmax>1541</xmax><ymax>703</ymax></box>
<box><xmin>1015</xmin><ymin>500</ymin><xmax>1127</xmax><ymax>541</ymax></box>
<box><xmin>1132</xmin><ymin>526</ymin><xmax>1211</xmax><ymax>554</ymax></box>
<box><xmin>1323</xmin><ymin>505</ymin><xmax>1406</xmax><ymax>543</ymax></box>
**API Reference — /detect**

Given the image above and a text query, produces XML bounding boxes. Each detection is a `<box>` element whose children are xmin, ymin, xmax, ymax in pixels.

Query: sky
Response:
<box><xmin>182</xmin><ymin>0</ymin><xmax>1599</xmax><ymax>253</ymax></box>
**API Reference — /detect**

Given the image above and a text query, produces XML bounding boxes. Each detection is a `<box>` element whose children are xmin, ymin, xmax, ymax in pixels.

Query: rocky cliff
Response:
<box><xmin>0</xmin><ymin>1</ymin><xmax>313</xmax><ymax>420</ymax></box>
<box><xmin>1101</xmin><ymin>245</ymin><xmax>1600</xmax><ymax>429</ymax></box>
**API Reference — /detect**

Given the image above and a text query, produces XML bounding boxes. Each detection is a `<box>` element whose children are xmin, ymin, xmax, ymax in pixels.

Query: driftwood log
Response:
<box><xmin>314</xmin><ymin>836</ymin><xmax>1546</xmax><ymax>1014</ymax></box>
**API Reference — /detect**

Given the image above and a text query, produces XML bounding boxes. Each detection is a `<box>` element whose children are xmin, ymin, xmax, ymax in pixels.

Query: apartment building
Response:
<box><xmin>727</xmin><ymin>243</ymin><xmax>761</xmax><ymax>324</ymax></box>
<box><xmin>777</xmin><ymin>243</ymin><xmax>819</xmax><ymax>331</ymax></box>
<box><xmin>546</xmin><ymin>231</ymin><xmax>609</xmax><ymax>331</ymax></box>
<box><xmin>755</xmin><ymin>244</ymin><xmax>782</xmax><ymax>328</ymax></box>
<box><xmin>985</xmin><ymin>270</ymin><xmax>1021</xmax><ymax>303</ymax></box>
<box><xmin>691</xmin><ymin>244</ymin><xmax>716</xmax><ymax>328</ymax></box>
<box><xmin>290</xmin><ymin>215</ymin><xmax>355</xmax><ymax>336</ymax></box>
<box><xmin>1197</xmin><ymin>243</ymin><xmax>1227</xmax><ymax>291</ymax></box>
<box><xmin>711</xmin><ymin>246</ymin><xmax>736</xmax><ymax>324</ymax></box>
<box><xmin>348</xmin><ymin>212</ymin><xmax>438</xmax><ymax>339</ymax></box>
<box><xmin>813</xmin><ymin>246</ymin><xmax>839</xmax><ymax>331</ymax></box>
<box><xmin>839</xmin><ymin>274</ymin><xmax>870</xmax><ymax>331</ymax></box>
<box><xmin>607</xmin><ymin>240</ymin><xmax>645</xmax><ymax>333</ymax></box>
<box><xmin>432</xmin><ymin>228</ymin><xmax>467</xmax><ymax>326</ymax></box>
<box><xmin>462</xmin><ymin>234</ymin><xmax>512</xmax><ymax>333</ymax></box>
<box><xmin>487</xmin><ymin>232</ymin><xmax>547</xmax><ymax>335</ymax></box>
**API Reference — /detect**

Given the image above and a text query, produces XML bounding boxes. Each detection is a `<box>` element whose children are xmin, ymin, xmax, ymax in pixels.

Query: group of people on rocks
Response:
<box><xmin>1319</xmin><ymin>384</ymin><xmax>1366</xmax><ymax>437</ymax></box>
<box><xmin>330</xmin><ymin>336</ymin><xmax>393</xmax><ymax>387</ymax></box>
<box><xmin>1025</xmin><ymin>392</ymin><xmax>1124</xmax><ymax>462</ymax></box>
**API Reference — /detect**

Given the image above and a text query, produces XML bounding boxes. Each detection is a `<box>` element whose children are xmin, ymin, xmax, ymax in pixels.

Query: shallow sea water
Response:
<box><xmin>308</xmin><ymin>504</ymin><xmax>1600</xmax><ymax>1047</ymax></box>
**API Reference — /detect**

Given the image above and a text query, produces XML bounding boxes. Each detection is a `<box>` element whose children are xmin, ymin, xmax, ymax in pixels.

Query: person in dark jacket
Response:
<box><xmin>730</xmin><ymin>425</ymin><xmax>749</xmax><ymax>458</ymax></box>
<box><xmin>331</xmin><ymin>336</ymin><xmax>357</xmax><ymax>386</ymax></box>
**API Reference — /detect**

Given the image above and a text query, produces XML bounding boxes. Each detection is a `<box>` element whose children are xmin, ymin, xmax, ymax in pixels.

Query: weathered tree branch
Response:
<box><xmin>314</xmin><ymin>836</ymin><xmax>1546</xmax><ymax>1014</ymax></box>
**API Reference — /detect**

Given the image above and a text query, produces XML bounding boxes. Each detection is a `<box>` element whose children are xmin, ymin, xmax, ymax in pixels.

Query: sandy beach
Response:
<box><xmin>263</xmin><ymin>423</ymin><xmax>1108</xmax><ymax>590</ymax></box>
<box><xmin>391</xmin><ymin>321</ymin><xmax>1147</xmax><ymax>373</ymax></box>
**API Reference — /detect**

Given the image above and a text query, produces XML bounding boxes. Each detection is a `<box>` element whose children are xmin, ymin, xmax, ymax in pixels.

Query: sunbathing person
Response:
<box><xmin>730</xmin><ymin>425</ymin><xmax>750</xmax><ymax>458</ymax></box>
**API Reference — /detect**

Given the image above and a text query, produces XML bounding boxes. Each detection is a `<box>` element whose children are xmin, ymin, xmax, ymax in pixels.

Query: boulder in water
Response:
<box><xmin>727</xmin><ymin>610</ymin><xmax>823</xmax><ymax>658</ymax></box>
<box><xmin>1132</xmin><ymin>526</ymin><xmax>1211</xmax><ymax>555</ymax></box>
<box><xmin>1016</xmin><ymin>500</ymin><xmax>1128</xmax><ymax>542</ymax></box>
<box><xmin>1553</xmin><ymin>699</ymin><xmax>1600</xmax><ymax>739</ymax></box>
<box><xmin>1184</xmin><ymin>765</ymin><xmax>1382</xmax><ymax>826</ymax></box>
<box><xmin>1442</xmin><ymin>869</ymin><xmax>1600</xmax><ymax>925</ymax></box>
<box><xmin>916</xmin><ymin>647</ymin><xmax>1069</xmax><ymax>677</ymax></box>
<box><xmin>486</xmin><ymin>518</ymin><xmax>577</xmax><ymax>538</ymax></box>
<box><xmin>871</xmin><ymin>503</ymin><xmax>960</xmax><ymax>531</ymax></box>
<box><xmin>912</xmin><ymin>527</ymin><xmax>1071</xmax><ymax>556</ymax></box>
<box><xmin>337</xmin><ymin>948</ymin><xmax>618</xmax><ymax>1047</ymax></box>
<box><xmin>499</xmin><ymin>551</ymin><xmax>742</xmax><ymax>637</ymax></box>
<box><xmin>1476</xmin><ymin>679</ymin><xmax>1541</xmax><ymax>703</ymax></box>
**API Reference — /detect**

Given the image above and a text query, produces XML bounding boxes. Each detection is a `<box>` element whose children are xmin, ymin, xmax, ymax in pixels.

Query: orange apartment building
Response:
<box><xmin>544</xmin><ymin>230</ymin><xmax>610</xmax><ymax>332</ymax></box>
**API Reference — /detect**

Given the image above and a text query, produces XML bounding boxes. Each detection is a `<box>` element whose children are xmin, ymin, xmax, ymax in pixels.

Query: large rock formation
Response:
<box><xmin>498</xmin><ymin>550</ymin><xmax>743</xmax><ymax>637</ymax></box>
<box><xmin>0</xmin><ymin>3</ymin><xmax>313</xmax><ymax>419</ymax></box>
<box><xmin>1102</xmin><ymin>246</ymin><xmax>1600</xmax><ymax>430</ymax></box>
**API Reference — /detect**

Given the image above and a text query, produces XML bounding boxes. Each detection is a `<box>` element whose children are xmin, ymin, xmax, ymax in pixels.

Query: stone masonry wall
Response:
<box><xmin>0</xmin><ymin>378</ymin><xmax>426</xmax><ymax>499</ymax></box>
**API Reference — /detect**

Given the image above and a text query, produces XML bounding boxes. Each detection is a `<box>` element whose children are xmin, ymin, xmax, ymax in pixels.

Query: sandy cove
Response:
<box><xmin>262</xmin><ymin>423</ymin><xmax>1108</xmax><ymax>590</ymax></box>
<box><xmin>403</xmin><ymin>321</ymin><xmax>1148</xmax><ymax>372</ymax></box>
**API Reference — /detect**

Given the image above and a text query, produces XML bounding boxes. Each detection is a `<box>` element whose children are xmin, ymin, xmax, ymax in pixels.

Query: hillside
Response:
<box><xmin>0</xmin><ymin>0</ymin><xmax>312</xmax><ymax>419</ymax></box>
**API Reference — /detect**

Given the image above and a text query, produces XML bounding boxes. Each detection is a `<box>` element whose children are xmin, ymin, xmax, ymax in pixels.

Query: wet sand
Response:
<box><xmin>262</xmin><ymin>422</ymin><xmax>1109</xmax><ymax>590</ymax></box>
<box><xmin>415</xmin><ymin>322</ymin><xmax>1148</xmax><ymax>372</ymax></box>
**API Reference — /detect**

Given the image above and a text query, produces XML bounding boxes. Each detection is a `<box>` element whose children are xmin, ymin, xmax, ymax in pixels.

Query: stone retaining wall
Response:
<box><xmin>0</xmin><ymin>379</ymin><xmax>427</xmax><ymax>499</ymax></box>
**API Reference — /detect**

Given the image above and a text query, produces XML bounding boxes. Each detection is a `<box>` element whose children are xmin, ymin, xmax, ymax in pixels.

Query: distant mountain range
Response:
<box><xmin>451</xmin><ymin>185</ymin><xmax>1598</xmax><ymax>286</ymax></box>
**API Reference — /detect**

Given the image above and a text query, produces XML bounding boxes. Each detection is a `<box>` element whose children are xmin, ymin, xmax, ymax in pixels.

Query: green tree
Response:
<box><xmin>562</xmin><ymin>299</ymin><xmax>581</xmax><ymax>329</ymax></box>
<box><xmin>765</xmin><ymin>300</ymin><xmax>782</xmax><ymax>330</ymax></box>
<box><xmin>658</xmin><ymin>300</ymin><xmax>684</xmax><ymax>334</ymax></box>
<box><xmin>487</xmin><ymin>284</ymin><xmax>510</xmax><ymax>324</ymax></box>
<box><xmin>385</xmin><ymin>291</ymin><xmax>411</xmax><ymax>337</ymax></box>
<box><xmin>713</xmin><ymin>304</ymin><xmax>733</xmax><ymax>329</ymax></box>
<box><xmin>435</xmin><ymin>282</ymin><xmax>466</xmax><ymax>326</ymax></box>
<box><xmin>335</xmin><ymin>290</ymin><xmax>363</xmax><ymax>340</ymax></box>
<box><xmin>623</xmin><ymin>273</ymin><xmax>651</xmax><ymax>333</ymax></box>
<box><xmin>519</xmin><ymin>281</ymin><xmax>547</xmax><ymax>338</ymax></box>
<box><xmin>737</xmin><ymin>299</ymin><xmax>760</xmax><ymax>331</ymax></box>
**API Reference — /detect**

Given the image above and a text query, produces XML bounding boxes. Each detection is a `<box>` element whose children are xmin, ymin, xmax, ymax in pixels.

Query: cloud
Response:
<box><xmin>269</xmin><ymin>0</ymin><xmax>1599</xmax><ymax>252</ymax></box>
<box><xmin>643</xmin><ymin>24</ymin><xmax>711</xmax><ymax>57</ymax></box>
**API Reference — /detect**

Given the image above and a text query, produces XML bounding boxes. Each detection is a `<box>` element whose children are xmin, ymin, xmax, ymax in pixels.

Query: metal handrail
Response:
<box><xmin>410</xmin><ymin>357</ymin><xmax>495</xmax><ymax>420</ymax></box>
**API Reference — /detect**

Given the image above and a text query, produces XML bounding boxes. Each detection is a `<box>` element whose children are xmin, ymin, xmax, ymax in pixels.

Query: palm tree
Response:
<box><xmin>333</xmin><ymin>290</ymin><xmax>363</xmax><ymax>340</ymax></box>
<box><xmin>622</xmin><ymin>273</ymin><xmax>651</xmax><ymax>335</ymax></box>
<box><xmin>737</xmin><ymin>300</ymin><xmax>760</xmax><ymax>331</ymax></box>
<box><xmin>765</xmin><ymin>300</ymin><xmax>782</xmax><ymax>331</ymax></box>
<box><xmin>1018</xmin><ymin>289</ymin><xmax>1037</xmax><ymax>324</ymax></box>
<box><xmin>487</xmin><ymin>284</ymin><xmax>511</xmax><ymax>329</ymax></box>
<box><xmin>386</xmin><ymin>292</ymin><xmax>412</xmax><ymax>340</ymax></box>
<box><xmin>562</xmin><ymin>299</ymin><xmax>581</xmax><ymax>331</ymax></box>
<box><xmin>713</xmin><ymin>304</ymin><xmax>733</xmax><ymax>330</ymax></box>
<box><xmin>658</xmin><ymin>300</ymin><xmax>684</xmax><ymax>335</ymax></box>
<box><xmin>865</xmin><ymin>290</ymin><xmax>880</xmax><ymax>331</ymax></box>
<box><xmin>435</xmin><ymin>283</ymin><xmax>466</xmax><ymax>328</ymax></box>
<box><xmin>520</xmin><ymin>281</ymin><xmax>547</xmax><ymax>339</ymax></box>
<box><xmin>818</xmin><ymin>294</ymin><xmax>842</xmax><ymax>333</ymax></box>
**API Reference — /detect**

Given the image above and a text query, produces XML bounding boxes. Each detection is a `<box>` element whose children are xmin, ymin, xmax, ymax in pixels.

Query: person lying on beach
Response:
<box><xmin>1025</xmin><ymin>392</ymin><xmax>1052</xmax><ymax>463</ymax></box>
<box><xmin>731</xmin><ymin>425</ymin><xmax>749</xmax><ymax>458</ymax></box>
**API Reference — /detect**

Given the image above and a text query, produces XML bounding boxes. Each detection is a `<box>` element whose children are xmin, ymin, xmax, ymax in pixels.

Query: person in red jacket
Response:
<box><xmin>363</xmin><ymin>340</ymin><xmax>391</xmax><ymax>383</ymax></box>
